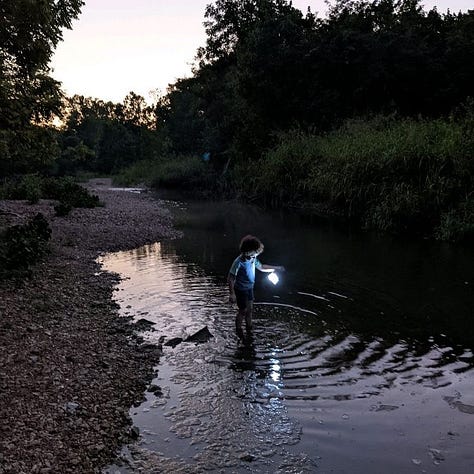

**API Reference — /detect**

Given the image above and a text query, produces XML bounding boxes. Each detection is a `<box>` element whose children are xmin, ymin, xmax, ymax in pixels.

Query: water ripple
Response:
<box><xmin>101</xmin><ymin>243</ymin><xmax>474</xmax><ymax>473</ymax></box>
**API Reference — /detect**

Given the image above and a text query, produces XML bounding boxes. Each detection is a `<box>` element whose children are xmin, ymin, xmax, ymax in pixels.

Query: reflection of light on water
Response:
<box><xmin>256</xmin><ymin>301</ymin><xmax>320</xmax><ymax>318</ymax></box>
<box><xmin>107</xmin><ymin>187</ymin><xmax>145</xmax><ymax>193</ymax></box>
<box><xmin>297</xmin><ymin>291</ymin><xmax>330</xmax><ymax>301</ymax></box>
<box><xmin>270</xmin><ymin>358</ymin><xmax>281</xmax><ymax>383</ymax></box>
<box><xmin>100</xmin><ymin>240</ymin><xmax>474</xmax><ymax>474</ymax></box>
<box><xmin>99</xmin><ymin>242</ymin><xmax>213</xmax><ymax>335</ymax></box>
<box><xmin>327</xmin><ymin>291</ymin><xmax>350</xmax><ymax>299</ymax></box>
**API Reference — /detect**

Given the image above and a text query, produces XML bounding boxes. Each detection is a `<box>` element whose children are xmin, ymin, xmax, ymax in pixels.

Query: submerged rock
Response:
<box><xmin>134</xmin><ymin>318</ymin><xmax>156</xmax><ymax>331</ymax></box>
<box><xmin>164</xmin><ymin>337</ymin><xmax>183</xmax><ymax>348</ymax></box>
<box><xmin>147</xmin><ymin>384</ymin><xmax>163</xmax><ymax>396</ymax></box>
<box><xmin>164</xmin><ymin>327</ymin><xmax>214</xmax><ymax>349</ymax></box>
<box><xmin>239</xmin><ymin>453</ymin><xmax>255</xmax><ymax>462</ymax></box>
<box><xmin>184</xmin><ymin>326</ymin><xmax>214</xmax><ymax>344</ymax></box>
<box><xmin>129</xmin><ymin>426</ymin><xmax>140</xmax><ymax>440</ymax></box>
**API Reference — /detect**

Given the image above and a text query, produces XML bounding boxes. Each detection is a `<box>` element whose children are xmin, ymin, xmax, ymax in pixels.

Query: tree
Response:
<box><xmin>119</xmin><ymin>92</ymin><xmax>155</xmax><ymax>128</ymax></box>
<box><xmin>59</xmin><ymin>93</ymin><xmax>166</xmax><ymax>174</ymax></box>
<box><xmin>155</xmin><ymin>78</ymin><xmax>206</xmax><ymax>155</ymax></box>
<box><xmin>172</xmin><ymin>0</ymin><xmax>474</xmax><ymax>164</ymax></box>
<box><xmin>0</xmin><ymin>0</ymin><xmax>84</xmax><ymax>175</ymax></box>
<box><xmin>198</xmin><ymin>0</ymin><xmax>306</xmax><ymax>64</ymax></box>
<box><xmin>194</xmin><ymin>0</ymin><xmax>318</xmax><ymax>159</ymax></box>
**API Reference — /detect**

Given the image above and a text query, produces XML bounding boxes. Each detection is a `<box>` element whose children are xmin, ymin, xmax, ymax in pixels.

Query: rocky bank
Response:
<box><xmin>0</xmin><ymin>179</ymin><xmax>180</xmax><ymax>473</ymax></box>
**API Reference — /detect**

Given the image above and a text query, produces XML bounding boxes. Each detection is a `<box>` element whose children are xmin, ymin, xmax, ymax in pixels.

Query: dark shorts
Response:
<box><xmin>234</xmin><ymin>288</ymin><xmax>254</xmax><ymax>310</ymax></box>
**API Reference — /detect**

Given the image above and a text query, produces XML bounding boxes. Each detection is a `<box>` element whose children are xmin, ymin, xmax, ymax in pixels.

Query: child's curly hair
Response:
<box><xmin>239</xmin><ymin>235</ymin><xmax>264</xmax><ymax>256</ymax></box>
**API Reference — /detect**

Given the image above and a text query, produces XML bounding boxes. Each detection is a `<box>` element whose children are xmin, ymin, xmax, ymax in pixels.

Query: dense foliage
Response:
<box><xmin>241</xmin><ymin>112</ymin><xmax>474</xmax><ymax>239</ymax></box>
<box><xmin>64</xmin><ymin>0</ymin><xmax>474</xmax><ymax>173</ymax></box>
<box><xmin>0</xmin><ymin>0</ymin><xmax>84</xmax><ymax>175</ymax></box>
<box><xmin>1</xmin><ymin>0</ymin><xmax>473</xmax><ymax>241</ymax></box>
<box><xmin>114</xmin><ymin>156</ymin><xmax>220</xmax><ymax>196</ymax></box>
<box><xmin>0</xmin><ymin>175</ymin><xmax>102</xmax><ymax>216</ymax></box>
<box><xmin>56</xmin><ymin>93</ymin><xmax>165</xmax><ymax>175</ymax></box>
<box><xmin>156</xmin><ymin>0</ymin><xmax>474</xmax><ymax>161</ymax></box>
<box><xmin>0</xmin><ymin>213</ymin><xmax>51</xmax><ymax>277</ymax></box>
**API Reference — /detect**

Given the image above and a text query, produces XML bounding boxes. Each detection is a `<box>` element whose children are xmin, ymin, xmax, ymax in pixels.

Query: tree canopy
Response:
<box><xmin>0</xmin><ymin>0</ymin><xmax>84</xmax><ymax>175</ymax></box>
<box><xmin>2</xmin><ymin>0</ymin><xmax>473</xmax><ymax>184</ymax></box>
<box><xmin>156</xmin><ymin>0</ymin><xmax>473</xmax><ymax>161</ymax></box>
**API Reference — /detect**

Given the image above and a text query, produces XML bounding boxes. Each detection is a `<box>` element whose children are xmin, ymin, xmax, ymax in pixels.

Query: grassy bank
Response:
<box><xmin>113</xmin><ymin>155</ymin><xmax>220</xmax><ymax>196</ymax></box>
<box><xmin>239</xmin><ymin>115</ymin><xmax>473</xmax><ymax>241</ymax></box>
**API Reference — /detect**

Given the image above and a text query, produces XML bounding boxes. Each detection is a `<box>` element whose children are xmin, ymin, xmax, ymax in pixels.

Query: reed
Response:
<box><xmin>114</xmin><ymin>155</ymin><xmax>218</xmax><ymax>193</ymax></box>
<box><xmin>250</xmin><ymin>114</ymin><xmax>473</xmax><ymax>240</ymax></box>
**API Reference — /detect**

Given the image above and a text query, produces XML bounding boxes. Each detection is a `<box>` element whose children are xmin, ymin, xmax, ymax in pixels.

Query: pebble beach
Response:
<box><xmin>0</xmin><ymin>179</ymin><xmax>179</xmax><ymax>473</ymax></box>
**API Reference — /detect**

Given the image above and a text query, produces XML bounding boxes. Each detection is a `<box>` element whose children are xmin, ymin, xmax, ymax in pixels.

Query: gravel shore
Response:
<box><xmin>0</xmin><ymin>179</ymin><xmax>180</xmax><ymax>473</ymax></box>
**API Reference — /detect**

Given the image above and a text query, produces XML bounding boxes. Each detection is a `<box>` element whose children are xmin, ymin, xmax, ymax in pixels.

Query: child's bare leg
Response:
<box><xmin>245</xmin><ymin>301</ymin><xmax>253</xmax><ymax>334</ymax></box>
<box><xmin>235</xmin><ymin>309</ymin><xmax>245</xmax><ymax>340</ymax></box>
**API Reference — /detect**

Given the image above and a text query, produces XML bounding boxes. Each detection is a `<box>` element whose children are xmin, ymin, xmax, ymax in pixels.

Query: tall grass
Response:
<box><xmin>114</xmin><ymin>155</ymin><xmax>220</xmax><ymax>195</ymax></box>
<box><xmin>245</xmin><ymin>115</ymin><xmax>473</xmax><ymax>241</ymax></box>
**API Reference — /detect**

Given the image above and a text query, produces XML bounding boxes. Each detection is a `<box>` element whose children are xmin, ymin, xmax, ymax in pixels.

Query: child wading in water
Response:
<box><xmin>228</xmin><ymin>235</ymin><xmax>285</xmax><ymax>341</ymax></box>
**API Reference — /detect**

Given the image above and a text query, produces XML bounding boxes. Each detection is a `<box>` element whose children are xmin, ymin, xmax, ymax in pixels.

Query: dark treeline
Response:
<box><xmin>57</xmin><ymin>92</ymin><xmax>166</xmax><ymax>175</ymax></box>
<box><xmin>1</xmin><ymin>0</ymin><xmax>473</xmax><ymax>241</ymax></box>
<box><xmin>0</xmin><ymin>0</ymin><xmax>83</xmax><ymax>176</ymax></box>
<box><xmin>159</xmin><ymin>0</ymin><xmax>473</xmax><ymax>160</ymax></box>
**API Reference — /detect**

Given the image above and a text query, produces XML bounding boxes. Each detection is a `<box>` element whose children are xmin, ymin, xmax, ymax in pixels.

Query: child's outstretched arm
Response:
<box><xmin>259</xmin><ymin>264</ymin><xmax>285</xmax><ymax>273</ymax></box>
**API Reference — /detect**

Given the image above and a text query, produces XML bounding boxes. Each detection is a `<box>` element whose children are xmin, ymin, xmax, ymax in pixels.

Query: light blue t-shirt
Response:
<box><xmin>229</xmin><ymin>255</ymin><xmax>262</xmax><ymax>290</ymax></box>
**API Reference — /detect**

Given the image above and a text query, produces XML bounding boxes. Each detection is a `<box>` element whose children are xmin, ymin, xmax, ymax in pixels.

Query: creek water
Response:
<box><xmin>102</xmin><ymin>196</ymin><xmax>474</xmax><ymax>474</ymax></box>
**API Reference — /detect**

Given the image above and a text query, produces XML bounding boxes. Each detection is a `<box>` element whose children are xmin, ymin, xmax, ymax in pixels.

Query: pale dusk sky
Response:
<box><xmin>50</xmin><ymin>0</ymin><xmax>473</xmax><ymax>104</ymax></box>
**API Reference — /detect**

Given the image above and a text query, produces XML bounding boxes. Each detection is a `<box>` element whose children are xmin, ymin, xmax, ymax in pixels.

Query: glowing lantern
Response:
<box><xmin>268</xmin><ymin>272</ymin><xmax>279</xmax><ymax>285</ymax></box>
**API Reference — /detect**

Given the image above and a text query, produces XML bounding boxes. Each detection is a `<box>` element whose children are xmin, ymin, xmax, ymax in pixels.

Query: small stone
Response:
<box><xmin>64</xmin><ymin>401</ymin><xmax>81</xmax><ymax>414</ymax></box>
<box><xmin>129</xmin><ymin>426</ymin><xmax>140</xmax><ymax>440</ymax></box>
<box><xmin>429</xmin><ymin>448</ymin><xmax>445</xmax><ymax>463</ymax></box>
<box><xmin>239</xmin><ymin>454</ymin><xmax>255</xmax><ymax>462</ymax></box>
<box><xmin>135</xmin><ymin>318</ymin><xmax>156</xmax><ymax>330</ymax></box>
<box><xmin>147</xmin><ymin>384</ymin><xmax>163</xmax><ymax>396</ymax></box>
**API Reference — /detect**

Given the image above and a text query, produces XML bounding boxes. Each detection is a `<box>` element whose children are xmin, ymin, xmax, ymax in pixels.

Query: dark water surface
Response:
<box><xmin>102</xmin><ymin>196</ymin><xmax>474</xmax><ymax>473</ymax></box>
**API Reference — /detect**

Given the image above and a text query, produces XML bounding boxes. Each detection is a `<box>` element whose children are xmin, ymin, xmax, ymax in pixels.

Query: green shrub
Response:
<box><xmin>0</xmin><ymin>175</ymin><xmax>102</xmax><ymax>210</ymax></box>
<box><xmin>21</xmin><ymin>174</ymin><xmax>43</xmax><ymax>204</ymax></box>
<box><xmin>0</xmin><ymin>213</ymin><xmax>51</xmax><ymax>277</ymax></box>
<box><xmin>241</xmin><ymin>130</ymin><xmax>317</xmax><ymax>204</ymax></box>
<box><xmin>113</xmin><ymin>159</ymin><xmax>157</xmax><ymax>186</ymax></box>
<box><xmin>435</xmin><ymin>198</ymin><xmax>474</xmax><ymax>242</ymax></box>
<box><xmin>255</xmin><ymin>114</ymin><xmax>473</xmax><ymax>239</ymax></box>
<box><xmin>151</xmin><ymin>156</ymin><xmax>213</xmax><ymax>190</ymax></box>
<box><xmin>365</xmin><ymin>183</ymin><xmax>424</xmax><ymax>233</ymax></box>
<box><xmin>0</xmin><ymin>174</ymin><xmax>43</xmax><ymax>203</ymax></box>
<box><xmin>43</xmin><ymin>177</ymin><xmax>102</xmax><ymax>208</ymax></box>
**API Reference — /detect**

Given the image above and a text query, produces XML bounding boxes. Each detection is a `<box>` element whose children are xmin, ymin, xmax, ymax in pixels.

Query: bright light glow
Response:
<box><xmin>268</xmin><ymin>272</ymin><xmax>279</xmax><ymax>285</ymax></box>
<box><xmin>270</xmin><ymin>360</ymin><xmax>281</xmax><ymax>382</ymax></box>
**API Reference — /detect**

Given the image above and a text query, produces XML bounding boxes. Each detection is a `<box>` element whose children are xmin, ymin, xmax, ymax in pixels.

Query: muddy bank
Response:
<box><xmin>0</xmin><ymin>179</ymin><xmax>179</xmax><ymax>473</ymax></box>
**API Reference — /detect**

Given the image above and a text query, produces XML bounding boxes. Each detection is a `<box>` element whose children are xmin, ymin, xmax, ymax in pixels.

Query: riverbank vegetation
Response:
<box><xmin>0</xmin><ymin>175</ymin><xmax>102</xmax><ymax>277</ymax></box>
<box><xmin>0</xmin><ymin>213</ymin><xmax>51</xmax><ymax>278</ymax></box>
<box><xmin>2</xmin><ymin>0</ymin><xmax>473</xmax><ymax>242</ymax></box>
<box><xmin>243</xmin><ymin>113</ymin><xmax>474</xmax><ymax>240</ymax></box>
